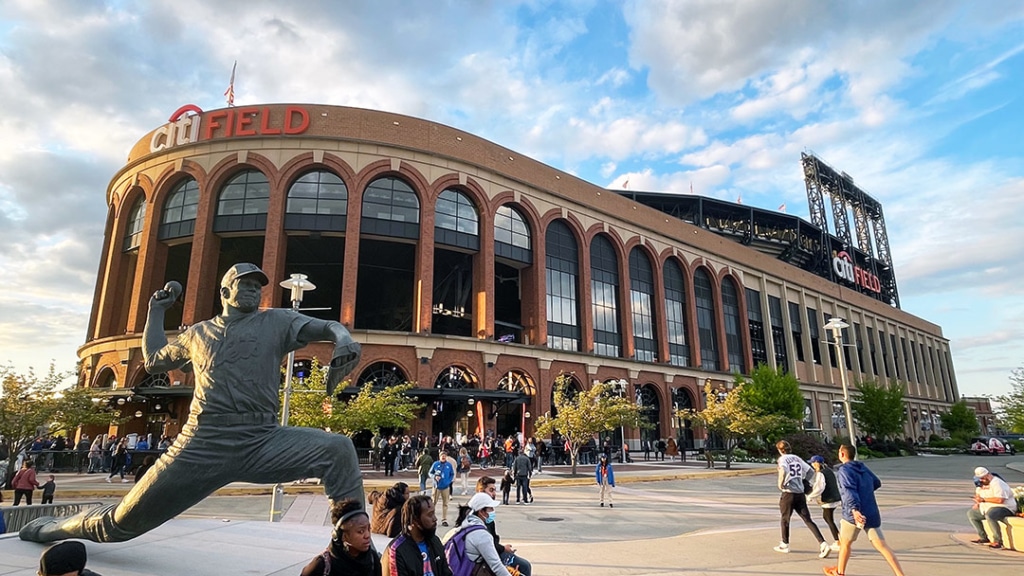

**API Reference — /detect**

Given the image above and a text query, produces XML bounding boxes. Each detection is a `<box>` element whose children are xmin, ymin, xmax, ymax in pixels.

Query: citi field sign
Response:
<box><xmin>150</xmin><ymin>104</ymin><xmax>311</xmax><ymax>153</ymax></box>
<box><xmin>832</xmin><ymin>251</ymin><xmax>881</xmax><ymax>293</ymax></box>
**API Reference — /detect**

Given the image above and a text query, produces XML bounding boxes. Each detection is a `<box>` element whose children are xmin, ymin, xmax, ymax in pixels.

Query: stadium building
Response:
<box><xmin>78</xmin><ymin>103</ymin><xmax>957</xmax><ymax>448</ymax></box>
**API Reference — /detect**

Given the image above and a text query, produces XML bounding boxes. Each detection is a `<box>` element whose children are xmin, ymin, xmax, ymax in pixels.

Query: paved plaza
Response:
<box><xmin>1</xmin><ymin>454</ymin><xmax>1021</xmax><ymax>575</ymax></box>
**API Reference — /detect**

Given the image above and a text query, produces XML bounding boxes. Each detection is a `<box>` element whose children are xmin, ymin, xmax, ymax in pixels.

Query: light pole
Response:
<box><xmin>823</xmin><ymin>317</ymin><xmax>856</xmax><ymax>443</ymax></box>
<box><xmin>270</xmin><ymin>273</ymin><xmax>316</xmax><ymax>522</ymax></box>
<box><xmin>614</xmin><ymin>378</ymin><xmax>628</xmax><ymax>462</ymax></box>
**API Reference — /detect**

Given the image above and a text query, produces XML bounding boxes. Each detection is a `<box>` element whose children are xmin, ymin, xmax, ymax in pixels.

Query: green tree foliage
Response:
<box><xmin>850</xmin><ymin>380</ymin><xmax>906</xmax><ymax>439</ymax></box>
<box><xmin>940</xmin><ymin>400</ymin><xmax>980</xmax><ymax>442</ymax></box>
<box><xmin>736</xmin><ymin>365</ymin><xmax>803</xmax><ymax>440</ymax></box>
<box><xmin>535</xmin><ymin>374</ymin><xmax>641</xmax><ymax>475</ymax></box>
<box><xmin>682</xmin><ymin>382</ymin><xmax>789</xmax><ymax>469</ymax></box>
<box><xmin>0</xmin><ymin>364</ymin><xmax>120</xmax><ymax>485</ymax></box>
<box><xmin>995</xmin><ymin>367</ymin><xmax>1024</xmax><ymax>433</ymax></box>
<box><xmin>281</xmin><ymin>358</ymin><xmax>423</xmax><ymax>436</ymax></box>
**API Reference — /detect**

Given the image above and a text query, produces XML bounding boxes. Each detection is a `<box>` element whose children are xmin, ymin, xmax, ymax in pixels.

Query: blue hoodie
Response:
<box><xmin>836</xmin><ymin>460</ymin><xmax>882</xmax><ymax>528</ymax></box>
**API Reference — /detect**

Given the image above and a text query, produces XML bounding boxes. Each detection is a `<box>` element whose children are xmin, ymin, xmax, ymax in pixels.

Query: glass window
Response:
<box><xmin>722</xmin><ymin>279</ymin><xmax>744</xmax><ymax>373</ymax></box>
<box><xmin>746</xmin><ymin>288</ymin><xmax>768</xmax><ymax>367</ymax></box>
<box><xmin>123</xmin><ymin>196</ymin><xmax>146</xmax><ymax>251</ymax></box>
<box><xmin>286</xmin><ymin>170</ymin><xmax>347</xmax><ymax>215</ymax></box>
<box><xmin>806</xmin><ymin>307</ymin><xmax>821</xmax><ymax>364</ymax></box>
<box><xmin>495</xmin><ymin>205</ymin><xmax>531</xmax><ymax>249</ymax></box>
<box><xmin>545</xmin><ymin>220</ymin><xmax>579</xmax><ymax>351</ymax></box>
<box><xmin>217</xmin><ymin>170</ymin><xmax>269</xmax><ymax>216</ymax></box>
<box><xmin>769</xmin><ymin>296</ymin><xmax>788</xmax><ymax>371</ymax></box>
<box><xmin>362</xmin><ymin>177</ymin><xmax>419</xmax><ymax>222</ymax></box>
<box><xmin>789</xmin><ymin>302</ymin><xmax>804</xmax><ymax>363</ymax></box>
<box><xmin>162</xmin><ymin>178</ymin><xmax>200</xmax><ymax>224</ymax></box>
<box><xmin>694</xmin><ymin>268</ymin><xmax>719</xmax><ymax>371</ymax></box>
<box><xmin>435</xmin><ymin>188</ymin><xmax>478</xmax><ymax>236</ymax></box>
<box><xmin>664</xmin><ymin>259</ymin><xmax>690</xmax><ymax>367</ymax></box>
<box><xmin>591</xmin><ymin>235</ymin><xmax>621</xmax><ymax>358</ymax></box>
<box><xmin>629</xmin><ymin>249</ymin><xmax>657</xmax><ymax>362</ymax></box>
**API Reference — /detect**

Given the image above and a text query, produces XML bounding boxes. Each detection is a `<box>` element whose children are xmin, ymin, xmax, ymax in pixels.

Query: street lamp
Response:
<box><xmin>613</xmin><ymin>378</ymin><xmax>628</xmax><ymax>462</ymax></box>
<box><xmin>270</xmin><ymin>273</ymin><xmax>315</xmax><ymax>523</ymax></box>
<box><xmin>823</xmin><ymin>317</ymin><xmax>856</xmax><ymax>443</ymax></box>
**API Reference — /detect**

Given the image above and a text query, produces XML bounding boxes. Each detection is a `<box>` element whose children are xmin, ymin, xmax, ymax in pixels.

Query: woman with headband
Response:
<box><xmin>301</xmin><ymin>499</ymin><xmax>381</xmax><ymax>576</ymax></box>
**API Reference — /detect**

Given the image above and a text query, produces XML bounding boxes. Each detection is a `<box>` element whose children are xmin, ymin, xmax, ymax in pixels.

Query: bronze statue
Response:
<box><xmin>21</xmin><ymin>263</ymin><xmax>364</xmax><ymax>543</ymax></box>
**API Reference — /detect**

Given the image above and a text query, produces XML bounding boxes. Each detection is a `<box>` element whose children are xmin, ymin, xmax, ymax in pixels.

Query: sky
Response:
<box><xmin>0</xmin><ymin>0</ymin><xmax>1022</xmax><ymax>399</ymax></box>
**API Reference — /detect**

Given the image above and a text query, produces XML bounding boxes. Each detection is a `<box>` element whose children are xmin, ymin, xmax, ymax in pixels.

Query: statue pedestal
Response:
<box><xmin>0</xmin><ymin>518</ymin><xmax>356</xmax><ymax>575</ymax></box>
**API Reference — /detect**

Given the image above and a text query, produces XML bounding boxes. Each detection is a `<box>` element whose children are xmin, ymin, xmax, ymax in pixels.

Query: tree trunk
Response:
<box><xmin>570</xmin><ymin>447</ymin><xmax>579</xmax><ymax>475</ymax></box>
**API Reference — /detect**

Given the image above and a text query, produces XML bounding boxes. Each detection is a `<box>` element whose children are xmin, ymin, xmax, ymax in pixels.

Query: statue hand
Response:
<box><xmin>150</xmin><ymin>281</ymin><xmax>182</xmax><ymax>312</ymax></box>
<box><xmin>325</xmin><ymin>340</ymin><xmax>361</xmax><ymax>396</ymax></box>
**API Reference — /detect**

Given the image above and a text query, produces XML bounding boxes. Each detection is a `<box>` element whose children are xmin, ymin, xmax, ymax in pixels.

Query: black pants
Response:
<box><xmin>42</xmin><ymin>494</ymin><xmax>54</xmax><ymax>505</ymax></box>
<box><xmin>779</xmin><ymin>492</ymin><xmax>824</xmax><ymax>545</ymax></box>
<box><xmin>821</xmin><ymin>506</ymin><xmax>840</xmax><ymax>540</ymax></box>
<box><xmin>516</xmin><ymin>476</ymin><xmax>531</xmax><ymax>502</ymax></box>
<box><xmin>14</xmin><ymin>489</ymin><xmax>33</xmax><ymax>505</ymax></box>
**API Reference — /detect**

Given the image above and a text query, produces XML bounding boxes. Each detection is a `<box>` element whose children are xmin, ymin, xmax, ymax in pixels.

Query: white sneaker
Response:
<box><xmin>819</xmin><ymin>541</ymin><xmax>831</xmax><ymax>559</ymax></box>
<box><xmin>105</xmin><ymin>477</ymin><xmax>112</xmax><ymax>483</ymax></box>
<box><xmin>122</xmin><ymin>478</ymin><xmax>130</xmax><ymax>483</ymax></box>
<box><xmin>773</xmin><ymin>543</ymin><xmax>790</xmax><ymax>553</ymax></box>
<box><xmin>830</xmin><ymin>542</ymin><xmax>840</xmax><ymax>552</ymax></box>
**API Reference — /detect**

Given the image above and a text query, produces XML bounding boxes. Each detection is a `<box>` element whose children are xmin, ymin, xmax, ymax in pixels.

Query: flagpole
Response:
<box><xmin>224</xmin><ymin>60</ymin><xmax>237</xmax><ymax>107</ymax></box>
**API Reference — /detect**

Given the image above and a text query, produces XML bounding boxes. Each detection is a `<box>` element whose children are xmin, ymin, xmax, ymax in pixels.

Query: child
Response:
<box><xmin>500</xmin><ymin>469</ymin><xmax>514</xmax><ymax>505</ymax></box>
<box><xmin>41</xmin><ymin>475</ymin><xmax>56</xmax><ymax>505</ymax></box>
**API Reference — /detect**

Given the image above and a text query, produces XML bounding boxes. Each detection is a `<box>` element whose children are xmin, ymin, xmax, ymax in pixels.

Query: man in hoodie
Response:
<box><xmin>823</xmin><ymin>444</ymin><xmax>905</xmax><ymax>576</ymax></box>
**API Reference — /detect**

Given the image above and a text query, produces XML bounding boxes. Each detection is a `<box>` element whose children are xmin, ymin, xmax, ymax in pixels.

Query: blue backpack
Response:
<box><xmin>443</xmin><ymin>524</ymin><xmax>488</xmax><ymax>576</ymax></box>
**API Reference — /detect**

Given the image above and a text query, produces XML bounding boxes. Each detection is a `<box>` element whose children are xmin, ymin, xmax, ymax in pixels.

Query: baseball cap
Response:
<box><xmin>220</xmin><ymin>263</ymin><xmax>269</xmax><ymax>288</ymax></box>
<box><xmin>40</xmin><ymin>541</ymin><xmax>87</xmax><ymax>576</ymax></box>
<box><xmin>467</xmin><ymin>492</ymin><xmax>501</xmax><ymax>512</ymax></box>
<box><xmin>974</xmin><ymin>466</ymin><xmax>990</xmax><ymax>477</ymax></box>
<box><xmin>809</xmin><ymin>455</ymin><xmax>826</xmax><ymax>464</ymax></box>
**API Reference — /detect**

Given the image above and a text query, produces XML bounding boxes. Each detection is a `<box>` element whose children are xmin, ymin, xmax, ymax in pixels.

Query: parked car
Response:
<box><xmin>969</xmin><ymin>436</ymin><xmax>1015</xmax><ymax>455</ymax></box>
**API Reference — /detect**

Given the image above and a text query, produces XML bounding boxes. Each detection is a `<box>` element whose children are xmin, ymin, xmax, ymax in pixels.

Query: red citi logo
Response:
<box><xmin>150</xmin><ymin>104</ymin><xmax>311</xmax><ymax>153</ymax></box>
<box><xmin>832</xmin><ymin>251</ymin><xmax>881</xmax><ymax>293</ymax></box>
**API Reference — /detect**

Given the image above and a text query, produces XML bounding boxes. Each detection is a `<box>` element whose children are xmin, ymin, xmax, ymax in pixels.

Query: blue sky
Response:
<box><xmin>1</xmin><ymin>1</ymin><xmax>1022</xmax><ymax>400</ymax></box>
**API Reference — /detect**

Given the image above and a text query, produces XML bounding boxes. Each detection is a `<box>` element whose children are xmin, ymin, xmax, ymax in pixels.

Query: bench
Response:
<box><xmin>1000</xmin><ymin>515</ymin><xmax>1024</xmax><ymax>552</ymax></box>
<box><xmin>1</xmin><ymin>502</ymin><xmax>104</xmax><ymax>534</ymax></box>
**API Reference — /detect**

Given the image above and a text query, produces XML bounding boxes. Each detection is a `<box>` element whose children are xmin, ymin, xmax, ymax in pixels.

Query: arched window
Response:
<box><xmin>356</xmin><ymin>361</ymin><xmax>408</xmax><ymax>388</ymax></box>
<box><xmin>637</xmin><ymin>384</ymin><xmax>661</xmax><ymax>444</ymax></box>
<box><xmin>435</xmin><ymin>189</ymin><xmax>479</xmax><ymax>250</ymax></box>
<box><xmin>123</xmin><ymin>196</ymin><xmax>146</xmax><ymax>251</ymax></box>
<box><xmin>497</xmin><ymin>370</ymin><xmax>536</xmax><ymax>396</ymax></box>
<box><xmin>545</xmin><ymin>220</ymin><xmax>580</xmax><ymax>351</ymax></box>
<box><xmin>434</xmin><ymin>365</ymin><xmax>478</xmax><ymax>389</ymax></box>
<box><xmin>629</xmin><ymin>248</ymin><xmax>657</xmax><ymax>362</ymax></box>
<box><xmin>159</xmin><ymin>178</ymin><xmax>199</xmax><ymax>240</ymax></box>
<box><xmin>214</xmin><ymin>170</ymin><xmax>269</xmax><ymax>232</ymax></box>
<box><xmin>694</xmin><ymin>268</ymin><xmax>720</xmax><ymax>371</ymax></box>
<box><xmin>495</xmin><ymin>204</ymin><xmax>531</xmax><ymax>263</ymax></box>
<box><xmin>591</xmin><ymin>235</ymin><xmax>621</xmax><ymax>357</ymax></box>
<box><xmin>361</xmin><ymin>176</ymin><xmax>419</xmax><ymax>239</ymax></box>
<box><xmin>722</xmin><ymin>279</ymin><xmax>745</xmax><ymax>373</ymax></box>
<box><xmin>664</xmin><ymin>259</ymin><xmax>690</xmax><ymax>367</ymax></box>
<box><xmin>285</xmin><ymin>170</ymin><xmax>348</xmax><ymax>231</ymax></box>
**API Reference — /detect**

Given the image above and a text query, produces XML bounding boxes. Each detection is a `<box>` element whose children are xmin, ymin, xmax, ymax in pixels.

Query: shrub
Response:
<box><xmin>929</xmin><ymin>438</ymin><xmax>962</xmax><ymax>449</ymax></box>
<box><xmin>859</xmin><ymin>447</ymin><xmax>885</xmax><ymax>458</ymax></box>
<box><xmin>929</xmin><ymin>433</ymin><xmax>943</xmax><ymax>443</ymax></box>
<box><xmin>1010</xmin><ymin>440</ymin><xmax>1024</xmax><ymax>453</ymax></box>
<box><xmin>781</xmin><ymin>433</ymin><xmax>834</xmax><ymax>465</ymax></box>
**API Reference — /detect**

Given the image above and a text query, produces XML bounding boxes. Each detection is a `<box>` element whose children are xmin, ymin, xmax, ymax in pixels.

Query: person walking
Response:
<box><xmin>596</xmin><ymin>453</ymin><xmax>615</xmax><ymax>508</ymax></box>
<box><xmin>773</xmin><ymin>440</ymin><xmax>830</xmax><ymax>558</ymax></box>
<box><xmin>12</xmin><ymin>460</ymin><xmax>40</xmax><ymax>505</ymax></box>
<box><xmin>106</xmin><ymin>438</ymin><xmax>130</xmax><ymax>483</ymax></box>
<box><xmin>513</xmin><ymin>449</ymin><xmax>532</xmax><ymax>504</ymax></box>
<box><xmin>808</xmin><ymin>455</ymin><xmax>841</xmax><ymax>552</ymax></box>
<box><xmin>823</xmin><ymin>444</ymin><xmax>905</xmax><ymax>576</ymax></box>
<box><xmin>87</xmin><ymin>437</ymin><xmax>103</xmax><ymax>474</ymax></box>
<box><xmin>382</xmin><ymin>437</ymin><xmax>400</xmax><ymax>478</ymax></box>
<box><xmin>429</xmin><ymin>452</ymin><xmax>456</xmax><ymax>527</ymax></box>
<box><xmin>40</xmin><ymin>475</ymin><xmax>57</xmax><ymax>505</ymax></box>
<box><xmin>456</xmin><ymin>448</ymin><xmax>472</xmax><ymax>496</ymax></box>
<box><xmin>415</xmin><ymin>449</ymin><xmax>434</xmax><ymax>495</ymax></box>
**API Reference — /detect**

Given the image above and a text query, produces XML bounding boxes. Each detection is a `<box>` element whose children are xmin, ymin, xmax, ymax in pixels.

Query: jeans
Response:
<box><xmin>501</xmin><ymin>552</ymin><xmax>532</xmax><ymax>576</ymax></box>
<box><xmin>516</xmin><ymin>476</ymin><xmax>531</xmax><ymax>502</ymax></box>
<box><xmin>968</xmin><ymin>506</ymin><xmax>1016</xmax><ymax>544</ymax></box>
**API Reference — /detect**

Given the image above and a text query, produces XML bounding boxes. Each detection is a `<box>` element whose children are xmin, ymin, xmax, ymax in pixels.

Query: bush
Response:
<box><xmin>781</xmin><ymin>433</ymin><xmax>835</xmax><ymax>465</ymax></box>
<box><xmin>929</xmin><ymin>439</ymin><xmax>962</xmax><ymax>449</ymax></box>
<box><xmin>1010</xmin><ymin>440</ymin><xmax>1024</xmax><ymax>453</ymax></box>
<box><xmin>929</xmin><ymin>433</ymin><xmax>943</xmax><ymax>443</ymax></box>
<box><xmin>858</xmin><ymin>447</ymin><xmax>885</xmax><ymax>458</ymax></box>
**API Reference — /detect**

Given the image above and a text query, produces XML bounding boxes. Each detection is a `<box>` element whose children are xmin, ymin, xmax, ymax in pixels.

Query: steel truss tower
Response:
<box><xmin>801</xmin><ymin>152</ymin><xmax>899</xmax><ymax>307</ymax></box>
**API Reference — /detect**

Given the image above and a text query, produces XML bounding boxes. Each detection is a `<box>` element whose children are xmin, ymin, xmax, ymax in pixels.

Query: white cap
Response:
<box><xmin>467</xmin><ymin>492</ymin><xmax>501</xmax><ymax>512</ymax></box>
<box><xmin>974</xmin><ymin>466</ymin><xmax>990</xmax><ymax>477</ymax></box>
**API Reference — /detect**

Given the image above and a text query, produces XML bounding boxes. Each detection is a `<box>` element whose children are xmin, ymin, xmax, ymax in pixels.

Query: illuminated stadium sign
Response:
<box><xmin>832</xmin><ymin>250</ymin><xmax>881</xmax><ymax>293</ymax></box>
<box><xmin>150</xmin><ymin>104</ymin><xmax>310</xmax><ymax>153</ymax></box>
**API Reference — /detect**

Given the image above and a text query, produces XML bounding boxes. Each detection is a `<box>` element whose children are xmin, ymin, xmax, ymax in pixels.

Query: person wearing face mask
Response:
<box><xmin>442</xmin><ymin>493</ymin><xmax>514</xmax><ymax>576</ymax></box>
<box><xmin>474</xmin><ymin>476</ymin><xmax>532</xmax><ymax>576</ymax></box>
<box><xmin>301</xmin><ymin>498</ymin><xmax>381</xmax><ymax>576</ymax></box>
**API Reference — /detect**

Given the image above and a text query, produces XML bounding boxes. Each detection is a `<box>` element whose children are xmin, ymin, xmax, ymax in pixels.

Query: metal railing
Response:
<box><xmin>1</xmin><ymin>502</ymin><xmax>104</xmax><ymax>534</ymax></box>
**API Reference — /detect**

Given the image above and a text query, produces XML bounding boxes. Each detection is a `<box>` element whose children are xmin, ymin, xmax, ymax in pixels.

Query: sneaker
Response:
<box><xmin>609</xmin><ymin>503</ymin><xmax>613</xmax><ymax>508</ymax></box>
<box><xmin>822</xmin><ymin>566</ymin><xmax>841</xmax><ymax>576</ymax></box>
<box><xmin>971</xmin><ymin>538</ymin><xmax>990</xmax><ymax>545</ymax></box>
<box><xmin>105</xmin><ymin>477</ymin><xmax>112</xmax><ymax>483</ymax></box>
<box><xmin>830</xmin><ymin>542</ymin><xmax>840</xmax><ymax>552</ymax></box>
<box><xmin>773</xmin><ymin>543</ymin><xmax>790</xmax><ymax>553</ymax></box>
<box><xmin>600</xmin><ymin>502</ymin><xmax>604</xmax><ymax>507</ymax></box>
<box><xmin>819</xmin><ymin>541</ymin><xmax>831</xmax><ymax>559</ymax></box>
<box><xmin>988</xmin><ymin>542</ymin><xmax>1003</xmax><ymax>549</ymax></box>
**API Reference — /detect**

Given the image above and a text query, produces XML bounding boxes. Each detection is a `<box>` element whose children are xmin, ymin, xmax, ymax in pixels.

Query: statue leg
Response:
<box><xmin>21</xmin><ymin>449</ymin><xmax>228</xmax><ymax>543</ymax></box>
<box><xmin>238</xmin><ymin>425</ymin><xmax>364</xmax><ymax>504</ymax></box>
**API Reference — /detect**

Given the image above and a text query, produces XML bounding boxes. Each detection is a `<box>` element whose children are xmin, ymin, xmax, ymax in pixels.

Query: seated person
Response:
<box><xmin>368</xmin><ymin>481</ymin><xmax>409</xmax><ymax>537</ymax></box>
<box><xmin>39</xmin><ymin>541</ymin><xmax>102</xmax><ymax>576</ymax></box>
<box><xmin>968</xmin><ymin>466</ymin><xmax>1017</xmax><ymax>549</ymax></box>
<box><xmin>301</xmin><ymin>498</ymin><xmax>380</xmax><ymax>576</ymax></box>
<box><xmin>442</xmin><ymin>493</ymin><xmax>514</xmax><ymax>576</ymax></box>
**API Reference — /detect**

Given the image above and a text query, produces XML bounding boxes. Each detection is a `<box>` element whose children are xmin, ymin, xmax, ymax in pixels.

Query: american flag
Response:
<box><xmin>778</xmin><ymin>203</ymin><xmax>787</xmax><ymax>212</ymax></box>
<box><xmin>224</xmin><ymin>61</ymin><xmax>237</xmax><ymax>107</ymax></box>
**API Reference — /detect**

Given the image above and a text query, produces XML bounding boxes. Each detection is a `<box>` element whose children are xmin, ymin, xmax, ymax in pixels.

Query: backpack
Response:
<box><xmin>444</xmin><ymin>524</ymin><xmax>488</xmax><ymax>576</ymax></box>
<box><xmin>460</xmin><ymin>454</ymin><xmax>472</xmax><ymax>471</ymax></box>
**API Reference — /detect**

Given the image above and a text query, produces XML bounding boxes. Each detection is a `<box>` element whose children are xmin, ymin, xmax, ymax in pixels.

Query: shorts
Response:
<box><xmin>839</xmin><ymin>518</ymin><xmax>884</xmax><ymax>543</ymax></box>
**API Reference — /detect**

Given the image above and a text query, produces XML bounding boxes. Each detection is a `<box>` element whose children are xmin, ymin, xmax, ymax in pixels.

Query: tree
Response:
<box><xmin>681</xmin><ymin>381</ymin><xmax>785</xmax><ymax>469</ymax></box>
<box><xmin>736</xmin><ymin>364</ymin><xmax>804</xmax><ymax>441</ymax></box>
<box><xmin>995</xmin><ymin>367</ymin><xmax>1024</xmax><ymax>433</ymax></box>
<box><xmin>535</xmin><ymin>375</ymin><xmax>641</xmax><ymax>475</ymax></box>
<box><xmin>940</xmin><ymin>400</ymin><xmax>980</xmax><ymax>442</ymax></box>
<box><xmin>0</xmin><ymin>364</ymin><xmax>120</xmax><ymax>486</ymax></box>
<box><xmin>281</xmin><ymin>358</ymin><xmax>423</xmax><ymax>436</ymax></box>
<box><xmin>850</xmin><ymin>380</ymin><xmax>906</xmax><ymax>439</ymax></box>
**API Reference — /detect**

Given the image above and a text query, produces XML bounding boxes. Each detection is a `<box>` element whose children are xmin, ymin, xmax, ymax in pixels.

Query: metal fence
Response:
<box><xmin>1</xmin><ymin>502</ymin><xmax>104</xmax><ymax>534</ymax></box>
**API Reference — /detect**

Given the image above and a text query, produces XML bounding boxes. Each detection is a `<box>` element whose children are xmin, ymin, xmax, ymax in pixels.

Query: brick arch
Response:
<box><xmin>277</xmin><ymin>151</ymin><xmax>358</xmax><ymax>192</ymax></box>
<box><xmin>540</xmin><ymin>209</ymin><xmax>586</xmax><ymax>245</ymax></box>
<box><xmin>205</xmin><ymin>153</ymin><xmax>280</xmax><ymax>196</ymax></box>
<box><xmin>90</xmin><ymin>364</ymin><xmax>119</xmax><ymax>389</ymax></box>
<box><xmin>427</xmin><ymin>173</ymin><xmax>487</xmax><ymax>209</ymax></box>
<box><xmin>353</xmin><ymin>159</ymin><xmax>431</xmax><ymax>207</ymax></box>
<box><xmin>115</xmin><ymin>185</ymin><xmax>149</xmax><ymax>237</ymax></box>
<box><xmin>150</xmin><ymin>161</ymin><xmax>208</xmax><ymax>223</ymax></box>
<box><xmin>584</xmin><ymin>224</ymin><xmax>626</xmax><ymax>255</ymax></box>
<box><xmin>488</xmin><ymin>191</ymin><xmax>542</xmax><ymax>228</ymax></box>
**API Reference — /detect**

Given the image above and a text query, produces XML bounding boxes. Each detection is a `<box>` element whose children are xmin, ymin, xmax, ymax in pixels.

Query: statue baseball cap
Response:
<box><xmin>221</xmin><ymin>263</ymin><xmax>269</xmax><ymax>287</ymax></box>
<box><xmin>40</xmin><ymin>541</ymin><xmax>87</xmax><ymax>576</ymax></box>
